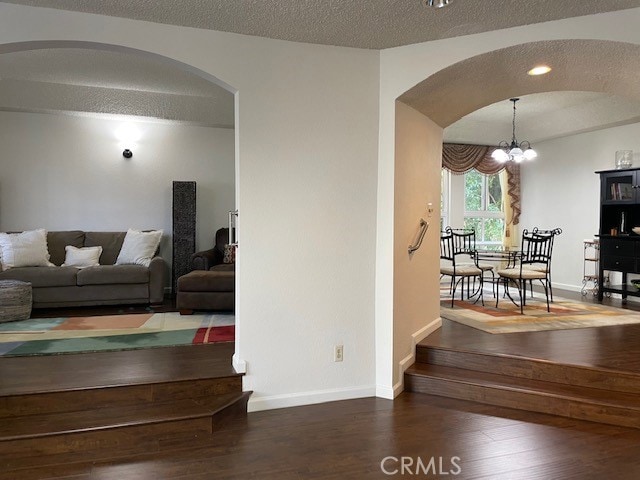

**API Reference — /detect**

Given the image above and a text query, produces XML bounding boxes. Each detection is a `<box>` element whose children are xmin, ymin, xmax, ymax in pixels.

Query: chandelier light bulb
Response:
<box><xmin>491</xmin><ymin>148</ymin><xmax>509</xmax><ymax>163</ymax></box>
<box><xmin>524</xmin><ymin>148</ymin><xmax>538</xmax><ymax>160</ymax></box>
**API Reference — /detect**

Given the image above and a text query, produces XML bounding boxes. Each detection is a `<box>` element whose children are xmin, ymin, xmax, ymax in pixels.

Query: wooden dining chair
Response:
<box><xmin>440</xmin><ymin>230</ymin><xmax>484</xmax><ymax>307</ymax></box>
<box><xmin>496</xmin><ymin>230</ymin><xmax>554</xmax><ymax>313</ymax></box>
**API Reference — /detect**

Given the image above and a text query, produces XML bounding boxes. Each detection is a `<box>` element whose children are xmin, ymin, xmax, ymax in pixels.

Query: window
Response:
<box><xmin>463</xmin><ymin>170</ymin><xmax>504</xmax><ymax>248</ymax></box>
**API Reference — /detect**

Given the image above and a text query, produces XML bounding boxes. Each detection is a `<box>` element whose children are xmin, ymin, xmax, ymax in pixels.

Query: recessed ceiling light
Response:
<box><xmin>528</xmin><ymin>65</ymin><xmax>552</xmax><ymax>76</ymax></box>
<box><xmin>423</xmin><ymin>0</ymin><xmax>452</xmax><ymax>7</ymax></box>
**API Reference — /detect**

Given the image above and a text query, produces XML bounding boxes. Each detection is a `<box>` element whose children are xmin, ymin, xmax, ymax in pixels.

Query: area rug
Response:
<box><xmin>0</xmin><ymin>312</ymin><xmax>234</xmax><ymax>356</ymax></box>
<box><xmin>441</xmin><ymin>292</ymin><xmax>640</xmax><ymax>334</ymax></box>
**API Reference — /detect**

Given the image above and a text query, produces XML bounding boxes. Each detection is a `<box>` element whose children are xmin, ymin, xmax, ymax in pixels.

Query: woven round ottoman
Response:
<box><xmin>0</xmin><ymin>280</ymin><xmax>32</xmax><ymax>323</ymax></box>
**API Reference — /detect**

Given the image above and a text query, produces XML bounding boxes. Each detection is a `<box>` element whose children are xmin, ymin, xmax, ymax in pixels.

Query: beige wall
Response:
<box><xmin>392</xmin><ymin>102</ymin><xmax>442</xmax><ymax>393</ymax></box>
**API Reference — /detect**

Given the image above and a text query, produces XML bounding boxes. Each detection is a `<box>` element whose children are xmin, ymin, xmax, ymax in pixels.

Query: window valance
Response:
<box><xmin>442</xmin><ymin>143</ymin><xmax>503</xmax><ymax>175</ymax></box>
<box><xmin>442</xmin><ymin>143</ymin><xmax>520</xmax><ymax>225</ymax></box>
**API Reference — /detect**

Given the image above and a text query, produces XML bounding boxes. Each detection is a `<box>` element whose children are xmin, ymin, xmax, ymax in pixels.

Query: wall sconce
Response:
<box><xmin>115</xmin><ymin>122</ymin><xmax>141</xmax><ymax>159</ymax></box>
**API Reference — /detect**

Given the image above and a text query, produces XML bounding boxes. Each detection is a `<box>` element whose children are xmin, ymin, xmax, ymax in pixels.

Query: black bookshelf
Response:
<box><xmin>596</xmin><ymin>167</ymin><xmax>640</xmax><ymax>301</ymax></box>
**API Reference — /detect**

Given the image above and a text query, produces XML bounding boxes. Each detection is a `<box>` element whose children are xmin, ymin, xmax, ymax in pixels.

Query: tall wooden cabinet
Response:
<box><xmin>596</xmin><ymin>167</ymin><xmax>640</xmax><ymax>301</ymax></box>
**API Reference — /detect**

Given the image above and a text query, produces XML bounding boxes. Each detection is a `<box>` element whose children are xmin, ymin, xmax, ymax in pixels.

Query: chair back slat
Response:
<box><xmin>440</xmin><ymin>232</ymin><xmax>455</xmax><ymax>262</ymax></box>
<box><xmin>520</xmin><ymin>230</ymin><xmax>553</xmax><ymax>266</ymax></box>
<box><xmin>444</xmin><ymin>227</ymin><xmax>477</xmax><ymax>266</ymax></box>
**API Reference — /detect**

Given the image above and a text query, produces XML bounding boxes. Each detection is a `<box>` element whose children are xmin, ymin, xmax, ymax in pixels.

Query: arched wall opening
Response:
<box><xmin>0</xmin><ymin>40</ymin><xmax>242</xmax><ymax>365</ymax></box>
<box><xmin>390</xmin><ymin>38</ymin><xmax>640</xmax><ymax>395</ymax></box>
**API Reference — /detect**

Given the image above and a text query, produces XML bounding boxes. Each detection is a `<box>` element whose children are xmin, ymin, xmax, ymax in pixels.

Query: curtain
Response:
<box><xmin>500</xmin><ymin>169</ymin><xmax>519</xmax><ymax>249</ymax></box>
<box><xmin>442</xmin><ymin>143</ymin><xmax>505</xmax><ymax>175</ymax></box>
<box><xmin>442</xmin><ymin>143</ymin><xmax>521</xmax><ymax>242</ymax></box>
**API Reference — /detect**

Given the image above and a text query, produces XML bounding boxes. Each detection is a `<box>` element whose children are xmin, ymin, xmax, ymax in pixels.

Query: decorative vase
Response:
<box><xmin>615</xmin><ymin>150</ymin><xmax>633</xmax><ymax>169</ymax></box>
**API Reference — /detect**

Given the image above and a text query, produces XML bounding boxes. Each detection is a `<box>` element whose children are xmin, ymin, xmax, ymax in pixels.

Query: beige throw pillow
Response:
<box><xmin>62</xmin><ymin>245</ymin><xmax>103</xmax><ymax>269</ymax></box>
<box><xmin>115</xmin><ymin>229</ymin><xmax>163</xmax><ymax>267</ymax></box>
<box><xmin>0</xmin><ymin>229</ymin><xmax>52</xmax><ymax>271</ymax></box>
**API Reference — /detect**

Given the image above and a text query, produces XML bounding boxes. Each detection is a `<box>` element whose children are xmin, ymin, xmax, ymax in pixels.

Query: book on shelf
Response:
<box><xmin>610</xmin><ymin>182</ymin><xmax>634</xmax><ymax>200</ymax></box>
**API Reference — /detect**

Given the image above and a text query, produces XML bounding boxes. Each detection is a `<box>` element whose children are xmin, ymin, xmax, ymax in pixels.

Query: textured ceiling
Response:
<box><xmin>2</xmin><ymin>6</ymin><xmax>640</xmax><ymax>137</ymax></box>
<box><xmin>0</xmin><ymin>48</ymin><xmax>234</xmax><ymax>127</ymax></box>
<box><xmin>444</xmin><ymin>92</ymin><xmax>640</xmax><ymax>145</ymax></box>
<box><xmin>3</xmin><ymin>0</ymin><xmax>640</xmax><ymax>49</ymax></box>
<box><xmin>400</xmin><ymin>40</ymin><xmax>640</xmax><ymax>129</ymax></box>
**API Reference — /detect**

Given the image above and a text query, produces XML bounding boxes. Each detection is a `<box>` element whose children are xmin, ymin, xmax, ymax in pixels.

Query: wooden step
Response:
<box><xmin>0</xmin><ymin>391</ymin><xmax>251</xmax><ymax>460</ymax></box>
<box><xmin>417</xmin><ymin>344</ymin><xmax>640</xmax><ymax>394</ymax></box>
<box><xmin>0</xmin><ymin>375</ymin><xmax>242</xmax><ymax>418</ymax></box>
<box><xmin>405</xmin><ymin>363</ymin><xmax>640</xmax><ymax>429</ymax></box>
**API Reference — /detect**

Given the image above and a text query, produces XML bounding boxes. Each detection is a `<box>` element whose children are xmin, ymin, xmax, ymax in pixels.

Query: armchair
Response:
<box><xmin>192</xmin><ymin>227</ymin><xmax>231</xmax><ymax>271</ymax></box>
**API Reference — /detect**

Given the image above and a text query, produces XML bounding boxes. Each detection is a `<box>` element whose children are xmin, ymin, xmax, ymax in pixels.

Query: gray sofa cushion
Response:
<box><xmin>47</xmin><ymin>231</ymin><xmax>85</xmax><ymax>266</ymax></box>
<box><xmin>76</xmin><ymin>265</ymin><xmax>149</xmax><ymax>286</ymax></box>
<box><xmin>0</xmin><ymin>266</ymin><xmax>78</xmax><ymax>287</ymax></box>
<box><xmin>84</xmin><ymin>232</ymin><xmax>126</xmax><ymax>265</ymax></box>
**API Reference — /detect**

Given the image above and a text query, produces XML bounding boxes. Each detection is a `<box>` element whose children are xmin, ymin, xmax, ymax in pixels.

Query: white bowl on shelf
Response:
<box><xmin>632</xmin><ymin>227</ymin><xmax>640</xmax><ymax>235</ymax></box>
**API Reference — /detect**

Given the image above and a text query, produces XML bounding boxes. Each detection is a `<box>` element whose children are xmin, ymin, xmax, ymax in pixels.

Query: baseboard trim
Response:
<box><xmin>376</xmin><ymin>385</ymin><xmax>395</xmax><ymax>400</ymax></box>
<box><xmin>549</xmin><ymin>282</ymin><xmax>582</xmax><ymax>294</ymax></box>
<box><xmin>232</xmin><ymin>353</ymin><xmax>247</xmax><ymax>374</ymax></box>
<box><xmin>247</xmin><ymin>385</ymin><xmax>376</xmax><ymax>412</ymax></box>
<box><xmin>391</xmin><ymin>317</ymin><xmax>442</xmax><ymax>398</ymax></box>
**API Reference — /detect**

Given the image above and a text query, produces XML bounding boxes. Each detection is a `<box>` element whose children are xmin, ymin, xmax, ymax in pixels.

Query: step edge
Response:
<box><xmin>405</xmin><ymin>367</ymin><xmax>640</xmax><ymax>410</ymax></box>
<box><xmin>417</xmin><ymin>343</ymin><xmax>640</xmax><ymax>380</ymax></box>
<box><xmin>0</xmin><ymin>373</ymin><xmax>243</xmax><ymax>400</ymax></box>
<box><xmin>0</xmin><ymin>395</ymin><xmax>245</xmax><ymax>442</ymax></box>
<box><xmin>203</xmin><ymin>390</ymin><xmax>252</xmax><ymax>416</ymax></box>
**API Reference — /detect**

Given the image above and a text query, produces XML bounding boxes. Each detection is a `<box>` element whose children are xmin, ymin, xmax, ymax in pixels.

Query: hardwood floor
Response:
<box><xmin>0</xmin><ymin>343</ymin><xmax>236</xmax><ymax>396</ymax></box>
<box><xmin>4</xmin><ymin>288</ymin><xmax>640</xmax><ymax>477</ymax></box>
<box><xmin>429</xmin><ymin>288</ymin><xmax>640</xmax><ymax>373</ymax></box>
<box><xmin>3</xmin><ymin>393</ymin><xmax>640</xmax><ymax>479</ymax></box>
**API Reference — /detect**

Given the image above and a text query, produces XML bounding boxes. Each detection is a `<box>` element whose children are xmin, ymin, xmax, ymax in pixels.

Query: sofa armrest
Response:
<box><xmin>191</xmin><ymin>248</ymin><xmax>220</xmax><ymax>271</ymax></box>
<box><xmin>148</xmin><ymin>256</ymin><xmax>166</xmax><ymax>304</ymax></box>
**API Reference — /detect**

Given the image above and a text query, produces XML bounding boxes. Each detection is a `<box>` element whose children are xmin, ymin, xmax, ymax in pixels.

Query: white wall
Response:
<box><xmin>0</xmin><ymin>111</ymin><xmax>235</xmax><ymax>278</ymax></box>
<box><xmin>0</xmin><ymin>3</ymin><xmax>380</xmax><ymax>410</ymax></box>
<box><xmin>520</xmin><ymin>122</ymin><xmax>640</xmax><ymax>292</ymax></box>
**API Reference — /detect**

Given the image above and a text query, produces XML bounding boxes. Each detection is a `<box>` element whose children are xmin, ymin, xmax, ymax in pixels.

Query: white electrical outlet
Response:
<box><xmin>334</xmin><ymin>345</ymin><xmax>344</xmax><ymax>362</ymax></box>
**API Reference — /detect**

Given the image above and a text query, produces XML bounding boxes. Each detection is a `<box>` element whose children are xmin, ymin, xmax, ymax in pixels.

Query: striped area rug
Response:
<box><xmin>0</xmin><ymin>312</ymin><xmax>234</xmax><ymax>356</ymax></box>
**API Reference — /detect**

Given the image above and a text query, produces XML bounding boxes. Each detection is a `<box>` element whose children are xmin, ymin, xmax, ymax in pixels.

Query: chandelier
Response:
<box><xmin>491</xmin><ymin>98</ymin><xmax>537</xmax><ymax>163</ymax></box>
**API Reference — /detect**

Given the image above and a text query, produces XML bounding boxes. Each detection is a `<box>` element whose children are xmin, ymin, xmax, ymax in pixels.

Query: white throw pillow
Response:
<box><xmin>62</xmin><ymin>245</ymin><xmax>103</xmax><ymax>269</ymax></box>
<box><xmin>115</xmin><ymin>229</ymin><xmax>163</xmax><ymax>267</ymax></box>
<box><xmin>0</xmin><ymin>229</ymin><xmax>52</xmax><ymax>271</ymax></box>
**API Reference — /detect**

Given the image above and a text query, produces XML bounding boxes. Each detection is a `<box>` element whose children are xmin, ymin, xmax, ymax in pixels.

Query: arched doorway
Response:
<box><xmin>0</xmin><ymin>40</ymin><xmax>241</xmax><ymax>362</ymax></box>
<box><xmin>387</xmin><ymin>38</ymin><xmax>640</xmax><ymax>395</ymax></box>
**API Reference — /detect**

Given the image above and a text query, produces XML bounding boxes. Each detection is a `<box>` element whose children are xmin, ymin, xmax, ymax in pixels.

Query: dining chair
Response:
<box><xmin>445</xmin><ymin>227</ymin><xmax>495</xmax><ymax>294</ymax></box>
<box><xmin>440</xmin><ymin>230</ymin><xmax>484</xmax><ymax>307</ymax></box>
<box><xmin>496</xmin><ymin>229</ymin><xmax>554</xmax><ymax>313</ymax></box>
<box><xmin>523</xmin><ymin>227</ymin><xmax>562</xmax><ymax>301</ymax></box>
